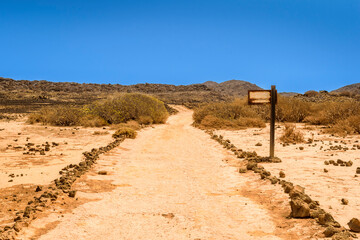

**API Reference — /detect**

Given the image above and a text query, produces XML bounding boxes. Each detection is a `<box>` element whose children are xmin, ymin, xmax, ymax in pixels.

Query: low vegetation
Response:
<box><xmin>279</xmin><ymin>124</ymin><xmax>304</xmax><ymax>143</ymax></box>
<box><xmin>193</xmin><ymin>100</ymin><xmax>266</xmax><ymax>129</ymax></box>
<box><xmin>112</xmin><ymin>127</ymin><xmax>137</xmax><ymax>139</ymax></box>
<box><xmin>193</xmin><ymin>96</ymin><xmax>360</xmax><ymax>136</ymax></box>
<box><xmin>28</xmin><ymin>93</ymin><xmax>169</xmax><ymax>127</ymax></box>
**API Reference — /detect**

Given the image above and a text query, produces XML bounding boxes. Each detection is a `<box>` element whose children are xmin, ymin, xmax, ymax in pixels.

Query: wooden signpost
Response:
<box><xmin>248</xmin><ymin>85</ymin><xmax>277</xmax><ymax>158</ymax></box>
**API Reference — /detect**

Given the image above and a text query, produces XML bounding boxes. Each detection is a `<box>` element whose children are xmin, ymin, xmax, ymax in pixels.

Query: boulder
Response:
<box><xmin>348</xmin><ymin>218</ymin><xmax>360</xmax><ymax>232</ymax></box>
<box><xmin>290</xmin><ymin>199</ymin><xmax>310</xmax><ymax>218</ymax></box>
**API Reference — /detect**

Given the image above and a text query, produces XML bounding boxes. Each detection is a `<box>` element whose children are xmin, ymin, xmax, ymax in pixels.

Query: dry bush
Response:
<box><xmin>193</xmin><ymin>100</ymin><xmax>265</xmax><ymax>129</ymax></box>
<box><xmin>112</xmin><ymin>127</ymin><xmax>137</xmax><ymax>139</ymax></box>
<box><xmin>27</xmin><ymin>93</ymin><xmax>168</xmax><ymax>127</ymax></box>
<box><xmin>304</xmin><ymin>101</ymin><xmax>360</xmax><ymax>125</ymax></box>
<box><xmin>279</xmin><ymin>124</ymin><xmax>304</xmax><ymax>143</ymax></box>
<box><xmin>200</xmin><ymin>115</ymin><xmax>238</xmax><ymax>129</ymax></box>
<box><xmin>138</xmin><ymin>115</ymin><xmax>153</xmax><ymax>125</ymax></box>
<box><xmin>276</xmin><ymin>96</ymin><xmax>312</xmax><ymax>122</ymax></box>
<box><xmin>304</xmin><ymin>90</ymin><xmax>319</xmax><ymax>97</ymax></box>
<box><xmin>80</xmin><ymin>115</ymin><xmax>108</xmax><ymax>127</ymax></box>
<box><xmin>110</xmin><ymin>120</ymin><xmax>141</xmax><ymax>131</ymax></box>
<box><xmin>235</xmin><ymin>117</ymin><xmax>266</xmax><ymax>128</ymax></box>
<box><xmin>327</xmin><ymin>115</ymin><xmax>360</xmax><ymax>136</ymax></box>
<box><xmin>27</xmin><ymin>105</ymin><xmax>84</xmax><ymax>126</ymax></box>
<box><xmin>93</xmin><ymin>131</ymin><xmax>109</xmax><ymax>135</ymax></box>
<box><xmin>85</xmin><ymin>93</ymin><xmax>169</xmax><ymax>124</ymax></box>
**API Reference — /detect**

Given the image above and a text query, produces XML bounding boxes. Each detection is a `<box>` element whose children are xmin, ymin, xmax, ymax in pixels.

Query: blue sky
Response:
<box><xmin>0</xmin><ymin>0</ymin><xmax>359</xmax><ymax>93</ymax></box>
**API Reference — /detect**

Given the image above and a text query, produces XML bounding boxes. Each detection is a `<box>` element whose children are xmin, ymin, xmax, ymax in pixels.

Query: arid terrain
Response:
<box><xmin>1</xmin><ymin>79</ymin><xmax>360</xmax><ymax>239</ymax></box>
<box><xmin>2</xmin><ymin>106</ymin><xmax>327</xmax><ymax>240</ymax></box>
<box><xmin>215</xmin><ymin>124</ymin><xmax>360</xmax><ymax>229</ymax></box>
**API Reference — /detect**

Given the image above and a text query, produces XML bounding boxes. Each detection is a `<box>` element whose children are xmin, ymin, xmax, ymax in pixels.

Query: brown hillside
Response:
<box><xmin>0</xmin><ymin>77</ymin><xmax>229</xmax><ymax>113</ymax></box>
<box><xmin>331</xmin><ymin>83</ymin><xmax>360</xmax><ymax>95</ymax></box>
<box><xmin>203</xmin><ymin>80</ymin><xmax>263</xmax><ymax>97</ymax></box>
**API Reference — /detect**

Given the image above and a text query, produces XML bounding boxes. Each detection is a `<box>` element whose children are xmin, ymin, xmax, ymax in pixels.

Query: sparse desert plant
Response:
<box><xmin>110</xmin><ymin>120</ymin><xmax>141</xmax><ymax>131</ymax></box>
<box><xmin>327</xmin><ymin>115</ymin><xmax>360</xmax><ymax>136</ymax></box>
<box><xmin>93</xmin><ymin>131</ymin><xmax>109</xmax><ymax>135</ymax></box>
<box><xmin>276</xmin><ymin>96</ymin><xmax>312</xmax><ymax>122</ymax></box>
<box><xmin>193</xmin><ymin>99</ymin><xmax>265</xmax><ymax>129</ymax></box>
<box><xmin>138</xmin><ymin>115</ymin><xmax>153</xmax><ymax>125</ymax></box>
<box><xmin>80</xmin><ymin>115</ymin><xmax>108</xmax><ymax>127</ymax></box>
<box><xmin>27</xmin><ymin>93</ymin><xmax>169</xmax><ymax>127</ymax></box>
<box><xmin>200</xmin><ymin>115</ymin><xmax>238</xmax><ymax>129</ymax></box>
<box><xmin>27</xmin><ymin>105</ymin><xmax>84</xmax><ymax>126</ymax></box>
<box><xmin>85</xmin><ymin>93</ymin><xmax>169</xmax><ymax>124</ymax></box>
<box><xmin>304</xmin><ymin>90</ymin><xmax>319</xmax><ymax>97</ymax></box>
<box><xmin>304</xmin><ymin>101</ymin><xmax>360</xmax><ymax>126</ymax></box>
<box><xmin>112</xmin><ymin>127</ymin><xmax>137</xmax><ymax>139</ymax></box>
<box><xmin>279</xmin><ymin>124</ymin><xmax>304</xmax><ymax>143</ymax></box>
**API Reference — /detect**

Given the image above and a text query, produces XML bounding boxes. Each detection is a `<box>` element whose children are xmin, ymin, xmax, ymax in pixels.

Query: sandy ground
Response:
<box><xmin>17</xmin><ymin>106</ymin><xmax>324</xmax><ymax>240</ymax></box>
<box><xmin>215</xmin><ymin>124</ymin><xmax>360</xmax><ymax>234</ymax></box>
<box><xmin>0</xmin><ymin>120</ymin><xmax>114</xmax><ymax>188</ymax></box>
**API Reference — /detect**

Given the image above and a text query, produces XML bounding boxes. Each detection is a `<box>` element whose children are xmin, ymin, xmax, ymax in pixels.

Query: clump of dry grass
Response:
<box><xmin>85</xmin><ymin>93</ymin><xmax>169</xmax><ymax>124</ymax></box>
<box><xmin>327</xmin><ymin>115</ymin><xmax>360</xmax><ymax>136</ymax></box>
<box><xmin>112</xmin><ymin>127</ymin><xmax>137</xmax><ymax>139</ymax></box>
<box><xmin>27</xmin><ymin>93</ymin><xmax>169</xmax><ymax>127</ymax></box>
<box><xmin>279</xmin><ymin>124</ymin><xmax>304</xmax><ymax>143</ymax></box>
<box><xmin>276</xmin><ymin>96</ymin><xmax>312</xmax><ymax>122</ymax></box>
<box><xmin>27</xmin><ymin>105</ymin><xmax>84</xmax><ymax>126</ymax></box>
<box><xmin>193</xmin><ymin>99</ymin><xmax>265</xmax><ymax>129</ymax></box>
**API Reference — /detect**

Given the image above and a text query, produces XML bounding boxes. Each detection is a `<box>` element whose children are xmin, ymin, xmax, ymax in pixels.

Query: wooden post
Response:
<box><xmin>270</xmin><ymin>85</ymin><xmax>276</xmax><ymax>158</ymax></box>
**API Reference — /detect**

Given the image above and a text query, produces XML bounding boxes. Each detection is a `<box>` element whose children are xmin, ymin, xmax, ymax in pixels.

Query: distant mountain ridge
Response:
<box><xmin>0</xmin><ymin>77</ymin><xmax>263</xmax><ymax>97</ymax></box>
<box><xmin>331</xmin><ymin>83</ymin><xmax>360</xmax><ymax>95</ymax></box>
<box><xmin>202</xmin><ymin>80</ymin><xmax>263</xmax><ymax>97</ymax></box>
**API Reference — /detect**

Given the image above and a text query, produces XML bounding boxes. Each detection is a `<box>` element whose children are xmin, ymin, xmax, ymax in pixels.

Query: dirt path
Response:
<box><xmin>21</xmin><ymin>106</ymin><xmax>323</xmax><ymax>240</ymax></box>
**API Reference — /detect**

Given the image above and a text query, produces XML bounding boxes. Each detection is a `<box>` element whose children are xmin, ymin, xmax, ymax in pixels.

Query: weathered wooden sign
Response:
<box><xmin>248</xmin><ymin>90</ymin><xmax>277</xmax><ymax>105</ymax></box>
<box><xmin>248</xmin><ymin>86</ymin><xmax>277</xmax><ymax>158</ymax></box>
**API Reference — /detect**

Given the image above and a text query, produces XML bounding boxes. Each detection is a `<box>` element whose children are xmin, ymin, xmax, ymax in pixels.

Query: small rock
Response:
<box><xmin>238</xmin><ymin>168</ymin><xmax>247</xmax><ymax>173</ymax></box>
<box><xmin>246</xmin><ymin>161</ymin><xmax>257</xmax><ymax>170</ymax></box>
<box><xmin>98</xmin><ymin>170</ymin><xmax>108</xmax><ymax>175</ymax></box>
<box><xmin>162</xmin><ymin>213</ymin><xmax>175</xmax><ymax>219</ymax></box>
<box><xmin>279</xmin><ymin>171</ymin><xmax>285</xmax><ymax>178</ymax></box>
<box><xmin>68</xmin><ymin>190</ymin><xmax>76</xmax><ymax>198</ymax></box>
<box><xmin>35</xmin><ymin>186</ymin><xmax>42</xmax><ymax>192</ymax></box>
<box><xmin>332</xmin><ymin>231</ymin><xmax>354</xmax><ymax>240</ymax></box>
<box><xmin>255</xmin><ymin>142</ymin><xmax>262</xmax><ymax>146</ymax></box>
<box><xmin>323</xmin><ymin>226</ymin><xmax>338</xmax><ymax>237</ymax></box>
<box><xmin>13</xmin><ymin>222</ymin><xmax>21</xmax><ymax>232</ymax></box>
<box><xmin>324</xmin><ymin>168</ymin><xmax>329</xmax><ymax>173</ymax></box>
<box><xmin>356</xmin><ymin>167</ymin><xmax>360</xmax><ymax>174</ymax></box>
<box><xmin>341</xmin><ymin>198</ymin><xmax>349</xmax><ymax>205</ymax></box>
<box><xmin>348</xmin><ymin>218</ymin><xmax>360</xmax><ymax>232</ymax></box>
<box><xmin>299</xmin><ymin>146</ymin><xmax>304</xmax><ymax>150</ymax></box>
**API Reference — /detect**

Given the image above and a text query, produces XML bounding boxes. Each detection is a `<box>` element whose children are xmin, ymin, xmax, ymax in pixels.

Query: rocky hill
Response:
<box><xmin>0</xmin><ymin>77</ymin><xmax>230</xmax><ymax>113</ymax></box>
<box><xmin>331</xmin><ymin>83</ymin><xmax>360</xmax><ymax>95</ymax></box>
<box><xmin>202</xmin><ymin>80</ymin><xmax>263</xmax><ymax>97</ymax></box>
<box><xmin>0</xmin><ymin>77</ymin><xmax>209</xmax><ymax>93</ymax></box>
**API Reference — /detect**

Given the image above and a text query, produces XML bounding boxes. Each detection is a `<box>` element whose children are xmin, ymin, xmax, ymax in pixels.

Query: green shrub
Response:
<box><xmin>112</xmin><ymin>127</ymin><xmax>137</xmax><ymax>139</ymax></box>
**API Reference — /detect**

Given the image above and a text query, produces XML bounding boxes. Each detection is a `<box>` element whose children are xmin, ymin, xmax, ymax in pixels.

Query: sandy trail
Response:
<box><xmin>23</xmin><ymin>107</ymin><xmax>322</xmax><ymax>240</ymax></box>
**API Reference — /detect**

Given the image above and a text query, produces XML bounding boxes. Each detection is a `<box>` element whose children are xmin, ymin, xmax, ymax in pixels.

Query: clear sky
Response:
<box><xmin>0</xmin><ymin>0</ymin><xmax>359</xmax><ymax>93</ymax></box>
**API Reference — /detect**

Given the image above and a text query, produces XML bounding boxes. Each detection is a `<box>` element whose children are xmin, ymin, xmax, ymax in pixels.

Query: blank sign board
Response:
<box><xmin>248</xmin><ymin>90</ymin><xmax>271</xmax><ymax>104</ymax></box>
